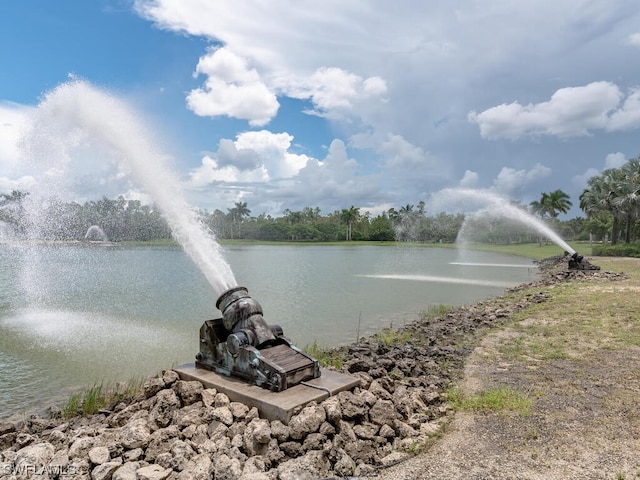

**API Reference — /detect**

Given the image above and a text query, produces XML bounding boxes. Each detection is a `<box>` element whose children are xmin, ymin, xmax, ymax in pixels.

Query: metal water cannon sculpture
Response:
<box><xmin>566</xmin><ymin>251</ymin><xmax>600</xmax><ymax>271</ymax></box>
<box><xmin>195</xmin><ymin>287</ymin><xmax>320</xmax><ymax>391</ymax></box>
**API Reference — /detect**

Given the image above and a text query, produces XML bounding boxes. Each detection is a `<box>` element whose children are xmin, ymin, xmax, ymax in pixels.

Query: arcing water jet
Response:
<box><xmin>19</xmin><ymin>80</ymin><xmax>322</xmax><ymax>392</ymax></box>
<box><xmin>21</xmin><ymin>80</ymin><xmax>236</xmax><ymax>296</ymax></box>
<box><xmin>432</xmin><ymin>188</ymin><xmax>576</xmax><ymax>255</ymax></box>
<box><xmin>430</xmin><ymin>188</ymin><xmax>600</xmax><ymax>271</ymax></box>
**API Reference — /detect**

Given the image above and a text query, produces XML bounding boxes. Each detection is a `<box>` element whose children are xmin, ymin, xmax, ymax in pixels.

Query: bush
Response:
<box><xmin>592</xmin><ymin>243</ymin><xmax>640</xmax><ymax>258</ymax></box>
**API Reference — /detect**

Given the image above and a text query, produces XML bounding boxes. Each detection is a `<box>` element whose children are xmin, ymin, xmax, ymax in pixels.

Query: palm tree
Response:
<box><xmin>545</xmin><ymin>190</ymin><xmax>572</xmax><ymax>218</ymax></box>
<box><xmin>580</xmin><ymin>169</ymin><xmax>623</xmax><ymax>244</ymax></box>
<box><xmin>340</xmin><ymin>206</ymin><xmax>360</xmax><ymax>241</ymax></box>
<box><xmin>227</xmin><ymin>201</ymin><xmax>251</xmax><ymax>239</ymax></box>
<box><xmin>612</xmin><ymin>158</ymin><xmax>640</xmax><ymax>243</ymax></box>
<box><xmin>530</xmin><ymin>190</ymin><xmax>572</xmax><ymax>219</ymax></box>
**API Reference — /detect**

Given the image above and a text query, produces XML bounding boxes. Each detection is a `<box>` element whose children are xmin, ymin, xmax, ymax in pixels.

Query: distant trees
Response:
<box><xmin>0</xmin><ymin>192</ymin><xmax>171</xmax><ymax>241</ymax></box>
<box><xmin>8</xmin><ymin>180</ymin><xmax>628</xmax><ymax>245</ymax></box>
<box><xmin>0</xmin><ymin>190</ymin><xmax>29</xmax><ymax>235</ymax></box>
<box><xmin>580</xmin><ymin>156</ymin><xmax>640</xmax><ymax>244</ymax></box>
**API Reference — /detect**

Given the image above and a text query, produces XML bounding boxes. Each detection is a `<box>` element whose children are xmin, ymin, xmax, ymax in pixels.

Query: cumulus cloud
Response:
<box><xmin>605</xmin><ymin>152</ymin><xmax>627</xmax><ymax>169</ymax></box>
<box><xmin>572</xmin><ymin>167</ymin><xmax>600</xmax><ymax>188</ymax></box>
<box><xmin>0</xmin><ymin>102</ymin><xmax>39</xmax><ymax>195</ymax></box>
<box><xmin>380</xmin><ymin>134</ymin><xmax>434</xmax><ymax>169</ymax></box>
<box><xmin>187</xmin><ymin>47</ymin><xmax>279</xmax><ymax>126</ymax></box>
<box><xmin>216</xmin><ymin>139</ymin><xmax>261</xmax><ymax>171</ymax></box>
<box><xmin>572</xmin><ymin>151</ymin><xmax>628</xmax><ymax>188</ymax></box>
<box><xmin>628</xmin><ymin>32</ymin><xmax>640</xmax><ymax>47</ymax></box>
<box><xmin>282</xmin><ymin>67</ymin><xmax>387</xmax><ymax>119</ymax></box>
<box><xmin>606</xmin><ymin>88</ymin><xmax>640</xmax><ymax>132</ymax></box>
<box><xmin>492</xmin><ymin>163</ymin><xmax>551</xmax><ymax>195</ymax></box>
<box><xmin>131</xmin><ymin>0</ymin><xmax>640</xmax><ymax>216</ymax></box>
<box><xmin>136</xmin><ymin>1</ymin><xmax>391</xmax><ymax>125</ymax></box>
<box><xmin>468</xmin><ymin>82</ymin><xmax>625</xmax><ymax>139</ymax></box>
<box><xmin>459</xmin><ymin>170</ymin><xmax>479</xmax><ymax>188</ymax></box>
<box><xmin>187</xmin><ymin>130</ymin><xmax>310</xmax><ymax>190</ymax></box>
<box><xmin>279</xmin><ymin>139</ymin><xmax>381</xmax><ymax>208</ymax></box>
<box><xmin>0</xmin><ymin>102</ymin><xmax>30</xmax><ymax>169</ymax></box>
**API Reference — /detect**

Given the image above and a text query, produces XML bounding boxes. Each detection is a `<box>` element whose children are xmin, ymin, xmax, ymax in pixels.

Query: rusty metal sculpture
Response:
<box><xmin>195</xmin><ymin>287</ymin><xmax>320</xmax><ymax>391</ymax></box>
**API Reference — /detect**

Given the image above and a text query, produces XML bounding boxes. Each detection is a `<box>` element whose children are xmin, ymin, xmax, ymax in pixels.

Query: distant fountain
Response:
<box><xmin>19</xmin><ymin>80</ymin><xmax>237</xmax><ymax>295</ymax></box>
<box><xmin>430</xmin><ymin>188</ymin><xmax>576</xmax><ymax>254</ymax></box>
<box><xmin>84</xmin><ymin>225</ymin><xmax>108</xmax><ymax>242</ymax></box>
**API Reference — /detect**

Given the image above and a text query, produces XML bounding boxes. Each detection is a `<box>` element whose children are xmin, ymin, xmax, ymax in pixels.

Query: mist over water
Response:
<box><xmin>430</xmin><ymin>188</ymin><xmax>575</xmax><ymax>255</ymax></box>
<box><xmin>19</xmin><ymin>80</ymin><xmax>237</xmax><ymax>295</ymax></box>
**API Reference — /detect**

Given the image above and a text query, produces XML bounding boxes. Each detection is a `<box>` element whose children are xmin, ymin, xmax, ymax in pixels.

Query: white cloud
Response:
<box><xmin>605</xmin><ymin>152</ymin><xmax>627</xmax><ymax>169</ymax></box>
<box><xmin>572</xmin><ymin>152</ymin><xmax>628</xmax><ymax>188</ymax></box>
<box><xmin>606</xmin><ymin>88</ymin><xmax>640</xmax><ymax>132</ymax></box>
<box><xmin>186</xmin><ymin>130</ymin><xmax>310</xmax><ymax>190</ymax></box>
<box><xmin>216</xmin><ymin>139</ymin><xmax>261</xmax><ymax>171</ymax></box>
<box><xmin>0</xmin><ymin>175</ymin><xmax>36</xmax><ymax>193</ymax></box>
<box><xmin>459</xmin><ymin>170</ymin><xmax>479</xmax><ymax>188</ymax></box>
<box><xmin>282</xmin><ymin>67</ymin><xmax>387</xmax><ymax>119</ymax></box>
<box><xmin>279</xmin><ymin>139</ymin><xmax>381</xmax><ymax>209</ymax></box>
<box><xmin>492</xmin><ymin>163</ymin><xmax>551</xmax><ymax>195</ymax></box>
<box><xmin>186</xmin><ymin>138</ymin><xmax>386</xmax><ymax>215</ymax></box>
<box><xmin>572</xmin><ymin>167</ymin><xmax>600</xmax><ymax>188</ymax></box>
<box><xmin>187</xmin><ymin>47</ymin><xmax>279</xmax><ymax>126</ymax></box>
<box><xmin>628</xmin><ymin>32</ymin><xmax>640</xmax><ymax>47</ymax></box>
<box><xmin>187</xmin><ymin>155</ymin><xmax>266</xmax><ymax>188</ymax></box>
<box><xmin>469</xmin><ymin>82</ymin><xmax>624</xmax><ymax>139</ymax></box>
<box><xmin>131</xmin><ymin>0</ymin><xmax>640</xmax><ymax>216</ymax></box>
<box><xmin>380</xmin><ymin>134</ymin><xmax>433</xmax><ymax>170</ymax></box>
<box><xmin>0</xmin><ymin>102</ymin><xmax>31</xmax><ymax>171</ymax></box>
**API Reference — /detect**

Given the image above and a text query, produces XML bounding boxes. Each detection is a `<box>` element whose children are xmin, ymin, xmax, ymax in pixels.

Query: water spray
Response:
<box><xmin>20</xmin><ymin>80</ymin><xmax>321</xmax><ymax>392</ymax></box>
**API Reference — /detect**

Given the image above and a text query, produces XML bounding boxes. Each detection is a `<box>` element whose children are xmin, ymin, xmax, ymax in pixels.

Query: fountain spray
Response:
<box><xmin>430</xmin><ymin>188</ymin><xmax>599</xmax><ymax>270</ymax></box>
<box><xmin>20</xmin><ymin>80</ymin><xmax>236</xmax><ymax>295</ymax></box>
<box><xmin>19</xmin><ymin>80</ymin><xmax>321</xmax><ymax>391</ymax></box>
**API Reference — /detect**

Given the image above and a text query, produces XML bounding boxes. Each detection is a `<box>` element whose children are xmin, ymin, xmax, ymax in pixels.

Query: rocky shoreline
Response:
<box><xmin>0</xmin><ymin>257</ymin><xmax>625</xmax><ymax>480</ymax></box>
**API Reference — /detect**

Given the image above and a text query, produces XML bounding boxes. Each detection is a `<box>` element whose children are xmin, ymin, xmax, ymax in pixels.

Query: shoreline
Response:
<box><xmin>1</xmin><ymin>254</ymin><xmax>624</xmax><ymax>479</ymax></box>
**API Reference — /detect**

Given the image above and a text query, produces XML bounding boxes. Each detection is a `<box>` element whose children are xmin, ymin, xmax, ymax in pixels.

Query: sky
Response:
<box><xmin>2</xmin><ymin>1</ymin><xmax>640</xmax><ymax>219</ymax></box>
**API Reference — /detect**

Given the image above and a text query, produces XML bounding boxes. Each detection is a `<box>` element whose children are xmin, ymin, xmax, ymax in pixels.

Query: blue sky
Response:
<box><xmin>2</xmin><ymin>1</ymin><xmax>640</xmax><ymax>218</ymax></box>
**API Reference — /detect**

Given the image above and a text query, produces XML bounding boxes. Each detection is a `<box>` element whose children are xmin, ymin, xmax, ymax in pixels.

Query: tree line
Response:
<box><xmin>0</xmin><ymin>194</ymin><xmax>170</xmax><ymax>241</ymax></box>
<box><xmin>0</xmin><ymin>191</ymin><xmax>585</xmax><ymax>244</ymax></box>
<box><xmin>0</xmin><ymin>155</ymin><xmax>638</xmax><ymax>245</ymax></box>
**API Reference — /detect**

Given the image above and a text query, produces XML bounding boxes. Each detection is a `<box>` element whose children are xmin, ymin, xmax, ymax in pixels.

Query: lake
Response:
<box><xmin>0</xmin><ymin>243</ymin><xmax>538</xmax><ymax>419</ymax></box>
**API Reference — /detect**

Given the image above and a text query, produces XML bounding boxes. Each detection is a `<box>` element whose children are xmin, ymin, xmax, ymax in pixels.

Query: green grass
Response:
<box><xmin>447</xmin><ymin>386</ymin><xmax>532</xmax><ymax>415</ymax></box>
<box><xmin>60</xmin><ymin>377</ymin><xmax>145</xmax><ymax>419</ymax></box>
<box><xmin>302</xmin><ymin>341</ymin><xmax>346</xmax><ymax>369</ymax></box>
<box><xmin>372</xmin><ymin>326</ymin><xmax>414</xmax><ymax>347</ymax></box>
<box><xmin>454</xmin><ymin>242</ymin><xmax>579</xmax><ymax>260</ymax></box>
<box><xmin>497</xmin><ymin>262</ymin><xmax>640</xmax><ymax>359</ymax></box>
<box><xmin>119</xmin><ymin>238</ymin><xmax>588</xmax><ymax>262</ymax></box>
<box><xmin>421</xmin><ymin>304</ymin><xmax>454</xmax><ymax>319</ymax></box>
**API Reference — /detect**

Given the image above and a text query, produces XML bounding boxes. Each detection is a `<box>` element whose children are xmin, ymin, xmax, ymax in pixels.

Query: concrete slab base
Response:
<box><xmin>174</xmin><ymin>363</ymin><xmax>360</xmax><ymax>424</ymax></box>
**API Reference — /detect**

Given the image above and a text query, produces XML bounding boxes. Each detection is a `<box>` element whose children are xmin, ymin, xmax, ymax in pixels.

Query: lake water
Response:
<box><xmin>0</xmin><ymin>243</ymin><xmax>538</xmax><ymax>419</ymax></box>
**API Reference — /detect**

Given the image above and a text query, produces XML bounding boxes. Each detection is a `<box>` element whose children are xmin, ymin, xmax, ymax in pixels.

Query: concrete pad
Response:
<box><xmin>174</xmin><ymin>363</ymin><xmax>360</xmax><ymax>424</ymax></box>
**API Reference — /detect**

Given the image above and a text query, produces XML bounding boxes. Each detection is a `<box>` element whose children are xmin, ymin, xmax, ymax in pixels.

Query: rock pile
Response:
<box><xmin>0</xmin><ymin>258</ymin><xmax>622</xmax><ymax>480</ymax></box>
